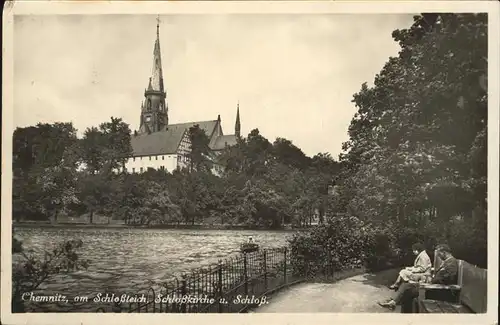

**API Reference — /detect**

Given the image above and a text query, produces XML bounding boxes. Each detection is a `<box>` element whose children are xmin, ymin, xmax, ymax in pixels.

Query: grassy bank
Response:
<box><xmin>12</xmin><ymin>221</ymin><xmax>314</xmax><ymax>231</ymax></box>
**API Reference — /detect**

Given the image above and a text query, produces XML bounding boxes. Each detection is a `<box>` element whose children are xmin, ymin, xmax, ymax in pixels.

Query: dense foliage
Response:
<box><xmin>291</xmin><ymin>13</ymin><xmax>488</xmax><ymax>271</ymax></box>
<box><xmin>12</xmin><ymin>119</ymin><xmax>340</xmax><ymax>228</ymax></box>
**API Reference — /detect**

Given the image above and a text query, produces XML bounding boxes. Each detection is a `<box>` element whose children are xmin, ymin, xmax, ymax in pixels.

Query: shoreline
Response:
<box><xmin>12</xmin><ymin>222</ymin><xmax>315</xmax><ymax>231</ymax></box>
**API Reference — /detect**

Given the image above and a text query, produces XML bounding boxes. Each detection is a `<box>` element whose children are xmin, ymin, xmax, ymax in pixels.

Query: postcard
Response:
<box><xmin>2</xmin><ymin>1</ymin><xmax>499</xmax><ymax>325</ymax></box>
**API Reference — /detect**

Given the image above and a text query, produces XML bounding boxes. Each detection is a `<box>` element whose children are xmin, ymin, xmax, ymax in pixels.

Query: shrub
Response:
<box><xmin>288</xmin><ymin>216</ymin><xmax>379</xmax><ymax>277</ymax></box>
<box><xmin>288</xmin><ymin>208</ymin><xmax>488</xmax><ymax>280</ymax></box>
<box><xmin>362</xmin><ymin>226</ymin><xmax>398</xmax><ymax>271</ymax></box>
<box><xmin>12</xmin><ymin>238</ymin><xmax>90</xmax><ymax>312</ymax></box>
<box><xmin>444</xmin><ymin>214</ymin><xmax>487</xmax><ymax>268</ymax></box>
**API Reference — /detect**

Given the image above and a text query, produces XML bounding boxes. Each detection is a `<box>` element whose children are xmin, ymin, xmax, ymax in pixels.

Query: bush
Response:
<box><xmin>363</xmin><ymin>226</ymin><xmax>398</xmax><ymax>271</ymax></box>
<box><xmin>288</xmin><ymin>216</ymin><xmax>381</xmax><ymax>277</ymax></box>
<box><xmin>389</xmin><ymin>213</ymin><xmax>487</xmax><ymax>268</ymax></box>
<box><xmin>444</xmin><ymin>214</ymin><xmax>487</xmax><ymax>268</ymax></box>
<box><xmin>288</xmin><ymin>209</ymin><xmax>488</xmax><ymax>278</ymax></box>
<box><xmin>12</xmin><ymin>238</ymin><xmax>90</xmax><ymax>312</ymax></box>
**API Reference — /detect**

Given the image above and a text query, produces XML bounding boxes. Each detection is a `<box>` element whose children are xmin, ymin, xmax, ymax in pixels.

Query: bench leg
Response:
<box><xmin>400</xmin><ymin>298</ymin><xmax>415</xmax><ymax>313</ymax></box>
<box><xmin>412</xmin><ymin>298</ymin><xmax>420</xmax><ymax>313</ymax></box>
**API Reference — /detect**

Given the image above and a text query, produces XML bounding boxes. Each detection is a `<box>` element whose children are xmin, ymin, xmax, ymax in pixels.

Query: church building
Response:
<box><xmin>123</xmin><ymin>18</ymin><xmax>241</xmax><ymax>174</ymax></box>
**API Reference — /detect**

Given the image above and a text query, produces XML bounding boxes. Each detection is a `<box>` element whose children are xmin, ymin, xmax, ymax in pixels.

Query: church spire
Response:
<box><xmin>235</xmin><ymin>101</ymin><xmax>241</xmax><ymax>138</ymax></box>
<box><xmin>150</xmin><ymin>15</ymin><xmax>164</xmax><ymax>92</ymax></box>
<box><xmin>157</xmin><ymin>14</ymin><xmax>160</xmax><ymax>38</ymax></box>
<box><xmin>139</xmin><ymin>15</ymin><xmax>168</xmax><ymax>135</ymax></box>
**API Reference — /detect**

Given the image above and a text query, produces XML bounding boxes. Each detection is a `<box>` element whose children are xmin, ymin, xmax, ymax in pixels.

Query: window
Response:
<box><xmin>156</xmin><ymin>156</ymin><xmax>158</xmax><ymax>160</ymax></box>
<box><xmin>162</xmin><ymin>156</ymin><xmax>165</xmax><ymax>160</ymax></box>
<box><xmin>147</xmin><ymin>99</ymin><xmax>152</xmax><ymax>111</ymax></box>
<box><xmin>160</xmin><ymin>166</ymin><xmax>165</xmax><ymax>170</ymax></box>
<box><xmin>140</xmin><ymin>167</ymin><xmax>144</xmax><ymax>173</ymax></box>
<box><xmin>149</xmin><ymin>156</ymin><xmax>152</xmax><ymax>161</ymax></box>
<box><xmin>132</xmin><ymin>168</ymin><xmax>135</xmax><ymax>173</ymax></box>
<box><xmin>133</xmin><ymin>157</ymin><xmax>136</xmax><ymax>162</ymax></box>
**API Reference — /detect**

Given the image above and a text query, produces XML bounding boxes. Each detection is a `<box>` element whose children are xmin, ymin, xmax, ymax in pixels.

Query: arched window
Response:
<box><xmin>147</xmin><ymin>99</ymin><xmax>152</xmax><ymax>111</ymax></box>
<box><xmin>159</xmin><ymin>102</ymin><xmax>163</xmax><ymax>111</ymax></box>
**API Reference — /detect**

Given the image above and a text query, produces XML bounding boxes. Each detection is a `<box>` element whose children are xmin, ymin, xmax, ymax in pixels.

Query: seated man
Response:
<box><xmin>389</xmin><ymin>242</ymin><xmax>431</xmax><ymax>290</ymax></box>
<box><xmin>378</xmin><ymin>244</ymin><xmax>458</xmax><ymax>311</ymax></box>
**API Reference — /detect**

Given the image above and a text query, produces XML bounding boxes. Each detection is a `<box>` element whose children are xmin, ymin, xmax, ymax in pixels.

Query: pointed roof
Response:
<box><xmin>235</xmin><ymin>101</ymin><xmax>241</xmax><ymax>137</ymax></box>
<box><xmin>212</xmin><ymin>135</ymin><xmax>238</xmax><ymax>151</ymax></box>
<box><xmin>235</xmin><ymin>102</ymin><xmax>241</xmax><ymax>128</ymax></box>
<box><xmin>131</xmin><ymin>120</ymin><xmax>219</xmax><ymax>156</ymax></box>
<box><xmin>149</xmin><ymin>15</ymin><xmax>164</xmax><ymax>92</ymax></box>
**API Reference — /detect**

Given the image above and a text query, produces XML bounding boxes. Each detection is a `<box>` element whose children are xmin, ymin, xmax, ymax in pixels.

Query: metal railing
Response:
<box><xmin>97</xmin><ymin>247</ymin><xmax>302</xmax><ymax>313</ymax></box>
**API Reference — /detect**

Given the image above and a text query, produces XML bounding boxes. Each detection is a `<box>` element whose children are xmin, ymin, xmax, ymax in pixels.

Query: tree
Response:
<box><xmin>80</xmin><ymin>127</ymin><xmax>106</xmax><ymax>174</ymax></box>
<box><xmin>272</xmin><ymin>137</ymin><xmax>310</xmax><ymax>170</ymax></box>
<box><xmin>187</xmin><ymin>125</ymin><xmax>213</xmax><ymax>173</ymax></box>
<box><xmin>242</xmin><ymin>129</ymin><xmax>273</xmax><ymax>177</ymax></box>
<box><xmin>99</xmin><ymin>117</ymin><xmax>133</xmax><ymax>171</ymax></box>
<box><xmin>80</xmin><ymin>117</ymin><xmax>132</xmax><ymax>174</ymax></box>
<box><xmin>76</xmin><ymin>173</ymin><xmax>118</xmax><ymax>224</ymax></box>
<box><xmin>337</xmin><ymin>12</ymin><xmax>487</xmax><ymax>259</ymax></box>
<box><xmin>12</xmin><ymin>123</ymin><xmax>80</xmax><ymax>221</ymax></box>
<box><xmin>13</xmin><ymin>122</ymin><xmax>78</xmax><ymax>173</ymax></box>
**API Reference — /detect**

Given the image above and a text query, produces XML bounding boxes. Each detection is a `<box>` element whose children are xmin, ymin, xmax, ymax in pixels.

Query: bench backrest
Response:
<box><xmin>433</xmin><ymin>250</ymin><xmax>442</xmax><ymax>270</ymax></box>
<box><xmin>433</xmin><ymin>252</ymin><xmax>464</xmax><ymax>285</ymax></box>
<box><xmin>459</xmin><ymin>261</ymin><xmax>487</xmax><ymax>313</ymax></box>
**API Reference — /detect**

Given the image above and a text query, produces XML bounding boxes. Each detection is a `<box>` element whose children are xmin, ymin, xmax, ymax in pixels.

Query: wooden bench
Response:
<box><xmin>416</xmin><ymin>252</ymin><xmax>487</xmax><ymax>313</ymax></box>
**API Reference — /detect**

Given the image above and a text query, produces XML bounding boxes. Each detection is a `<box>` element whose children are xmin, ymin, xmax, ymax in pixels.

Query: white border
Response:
<box><xmin>2</xmin><ymin>1</ymin><xmax>499</xmax><ymax>325</ymax></box>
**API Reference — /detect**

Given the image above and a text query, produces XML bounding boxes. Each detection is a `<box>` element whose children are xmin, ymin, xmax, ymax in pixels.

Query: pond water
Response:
<box><xmin>13</xmin><ymin>227</ymin><xmax>296</xmax><ymax>312</ymax></box>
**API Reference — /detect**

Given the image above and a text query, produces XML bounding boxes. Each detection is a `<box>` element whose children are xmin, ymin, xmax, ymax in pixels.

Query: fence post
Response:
<box><xmin>243</xmin><ymin>253</ymin><xmax>248</xmax><ymax>295</ymax></box>
<box><xmin>112</xmin><ymin>301</ymin><xmax>122</xmax><ymax>313</ymax></box>
<box><xmin>218</xmin><ymin>260</ymin><xmax>223</xmax><ymax>313</ymax></box>
<box><xmin>149</xmin><ymin>287</ymin><xmax>156</xmax><ymax>313</ymax></box>
<box><xmin>284</xmin><ymin>248</ymin><xmax>287</xmax><ymax>284</ymax></box>
<box><xmin>181</xmin><ymin>274</ymin><xmax>187</xmax><ymax>313</ymax></box>
<box><xmin>263</xmin><ymin>250</ymin><xmax>267</xmax><ymax>290</ymax></box>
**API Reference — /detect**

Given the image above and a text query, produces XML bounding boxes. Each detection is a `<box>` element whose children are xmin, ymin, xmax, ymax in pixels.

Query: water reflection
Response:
<box><xmin>14</xmin><ymin>227</ymin><xmax>293</xmax><ymax>311</ymax></box>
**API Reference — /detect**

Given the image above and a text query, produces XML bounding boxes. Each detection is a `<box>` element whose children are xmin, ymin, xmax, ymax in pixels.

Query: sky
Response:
<box><xmin>14</xmin><ymin>14</ymin><xmax>414</xmax><ymax>159</ymax></box>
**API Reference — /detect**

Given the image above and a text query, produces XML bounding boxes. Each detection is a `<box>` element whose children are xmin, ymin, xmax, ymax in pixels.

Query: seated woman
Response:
<box><xmin>389</xmin><ymin>242</ymin><xmax>431</xmax><ymax>290</ymax></box>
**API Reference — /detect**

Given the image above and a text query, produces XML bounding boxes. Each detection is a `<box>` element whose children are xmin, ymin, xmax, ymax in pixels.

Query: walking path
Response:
<box><xmin>252</xmin><ymin>269</ymin><xmax>401</xmax><ymax>313</ymax></box>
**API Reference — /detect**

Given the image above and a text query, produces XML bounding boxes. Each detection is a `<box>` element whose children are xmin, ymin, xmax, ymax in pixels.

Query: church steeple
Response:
<box><xmin>150</xmin><ymin>15</ymin><xmax>164</xmax><ymax>92</ymax></box>
<box><xmin>139</xmin><ymin>15</ymin><xmax>168</xmax><ymax>135</ymax></box>
<box><xmin>235</xmin><ymin>101</ymin><xmax>241</xmax><ymax>138</ymax></box>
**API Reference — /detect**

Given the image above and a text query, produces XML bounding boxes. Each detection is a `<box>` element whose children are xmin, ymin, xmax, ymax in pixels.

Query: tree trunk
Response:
<box><xmin>89</xmin><ymin>210</ymin><xmax>94</xmax><ymax>224</ymax></box>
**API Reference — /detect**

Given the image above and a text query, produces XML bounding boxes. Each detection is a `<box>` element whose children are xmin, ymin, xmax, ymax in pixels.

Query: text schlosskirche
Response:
<box><xmin>155</xmin><ymin>294</ymin><xmax>269</xmax><ymax>306</ymax></box>
<box><xmin>93</xmin><ymin>293</ymin><xmax>213</xmax><ymax>304</ymax></box>
<box><xmin>93</xmin><ymin>293</ymin><xmax>268</xmax><ymax>306</ymax></box>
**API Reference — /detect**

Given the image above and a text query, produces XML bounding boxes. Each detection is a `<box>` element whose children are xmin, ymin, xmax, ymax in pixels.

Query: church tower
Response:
<box><xmin>235</xmin><ymin>101</ymin><xmax>241</xmax><ymax>138</ymax></box>
<box><xmin>139</xmin><ymin>16</ymin><xmax>168</xmax><ymax>134</ymax></box>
